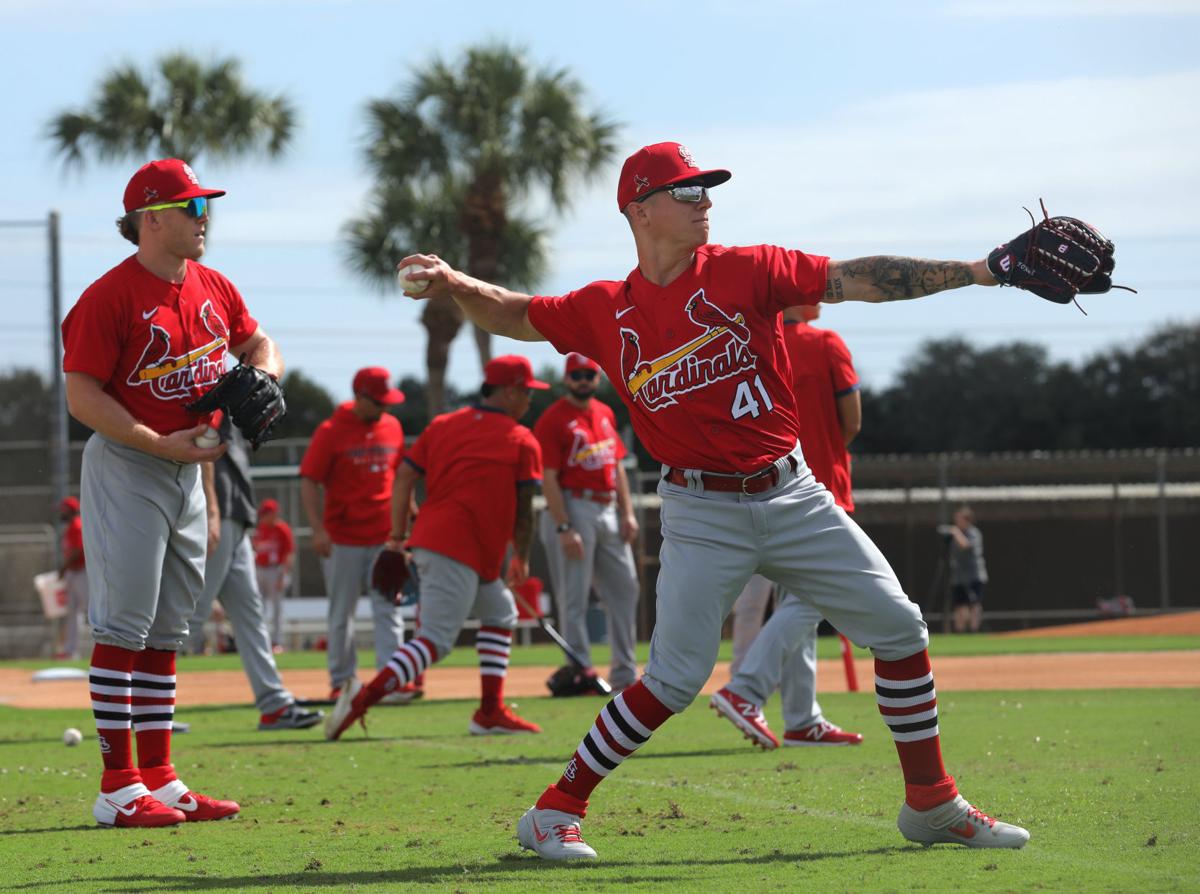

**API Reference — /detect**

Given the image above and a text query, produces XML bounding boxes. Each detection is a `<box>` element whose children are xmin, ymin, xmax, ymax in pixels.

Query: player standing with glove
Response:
<box><xmin>63</xmin><ymin>158</ymin><xmax>283</xmax><ymax>827</ymax></box>
<box><xmin>396</xmin><ymin>142</ymin><xmax>1125</xmax><ymax>859</ymax></box>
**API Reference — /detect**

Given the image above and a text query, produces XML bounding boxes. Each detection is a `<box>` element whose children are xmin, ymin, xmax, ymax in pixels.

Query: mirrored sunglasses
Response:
<box><xmin>139</xmin><ymin>196</ymin><xmax>209</xmax><ymax>219</ymax></box>
<box><xmin>568</xmin><ymin>369</ymin><xmax>599</xmax><ymax>381</ymax></box>
<box><xmin>636</xmin><ymin>184</ymin><xmax>708</xmax><ymax>204</ymax></box>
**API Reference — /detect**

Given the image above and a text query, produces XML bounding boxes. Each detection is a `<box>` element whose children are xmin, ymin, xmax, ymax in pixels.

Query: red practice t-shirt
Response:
<box><xmin>528</xmin><ymin>244</ymin><xmax>828</xmax><ymax>473</ymax></box>
<box><xmin>299</xmin><ymin>403</ymin><xmax>404</xmax><ymax>545</ymax></box>
<box><xmin>533</xmin><ymin>398</ymin><xmax>626</xmax><ymax>492</ymax></box>
<box><xmin>62</xmin><ymin>255</ymin><xmax>258</xmax><ymax>435</ymax></box>
<box><xmin>253</xmin><ymin>519</ymin><xmax>294</xmax><ymax>567</ymax></box>
<box><xmin>62</xmin><ymin>516</ymin><xmax>85</xmax><ymax>570</ymax></box>
<box><xmin>782</xmin><ymin>321</ymin><xmax>858</xmax><ymax>512</ymax></box>
<box><xmin>406</xmin><ymin>405</ymin><xmax>543</xmax><ymax>581</ymax></box>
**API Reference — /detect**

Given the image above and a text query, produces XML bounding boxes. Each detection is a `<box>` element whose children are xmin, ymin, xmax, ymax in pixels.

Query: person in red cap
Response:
<box><xmin>534</xmin><ymin>353</ymin><xmax>640</xmax><ymax>695</ymax></box>
<box><xmin>252</xmin><ymin>497</ymin><xmax>294</xmax><ymax>650</ymax></box>
<box><xmin>62</xmin><ymin>158</ymin><xmax>278</xmax><ymax>827</ymax></box>
<box><xmin>55</xmin><ymin>496</ymin><xmax>87</xmax><ymax>660</ymax></box>
<box><xmin>300</xmin><ymin>367</ymin><xmax>408</xmax><ymax>699</ymax></box>
<box><xmin>325</xmin><ymin>354</ymin><xmax>546</xmax><ymax>741</ymax></box>
<box><xmin>394</xmin><ymin>140</ymin><xmax>1030</xmax><ymax>860</ymax></box>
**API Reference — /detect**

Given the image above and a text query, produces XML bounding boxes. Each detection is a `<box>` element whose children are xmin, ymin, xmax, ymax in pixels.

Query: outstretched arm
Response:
<box><xmin>824</xmin><ymin>257</ymin><xmax>996</xmax><ymax>304</ymax></box>
<box><xmin>397</xmin><ymin>254</ymin><xmax>545</xmax><ymax>342</ymax></box>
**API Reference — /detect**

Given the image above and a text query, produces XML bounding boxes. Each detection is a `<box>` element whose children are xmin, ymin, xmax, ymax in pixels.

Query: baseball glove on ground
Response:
<box><xmin>186</xmin><ymin>359</ymin><xmax>286</xmax><ymax>450</ymax></box>
<box><xmin>986</xmin><ymin>199</ymin><xmax>1135</xmax><ymax>306</ymax></box>
<box><xmin>372</xmin><ymin>549</ymin><xmax>411</xmax><ymax>603</ymax></box>
<box><xmin>545</xmin><ymin>664</ymin><xmax>607</xmax><ymax>697</ymax></box>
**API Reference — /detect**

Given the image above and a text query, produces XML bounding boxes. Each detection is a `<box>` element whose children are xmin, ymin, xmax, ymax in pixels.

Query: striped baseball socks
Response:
<box><xmin>537</xmin><ymin>680</ymin><xmax>674</xmax><ymax>816</ymax></box>
<box><xmin>476</xmin><ymin>627</ymin><xmax>512</xmax><ymax>712</ymax></box>
<box><xmin>875</xmin><ymin>650</ymin><xmax>958</xmax><ymax>811</ymax></box>
<box><xmin>359</xmin><ymin>636</ymin><xmax>438</xmax><ymax>708</ymax></box>
<box><xmin>89</xmin><ymin>644</ymin><xmax>139</xmax><ymax>791</ymax></box>
<box><xmin>131</xmin><ymin>649</ymin><xmax>178</xmax><ymax>790</ymax></box>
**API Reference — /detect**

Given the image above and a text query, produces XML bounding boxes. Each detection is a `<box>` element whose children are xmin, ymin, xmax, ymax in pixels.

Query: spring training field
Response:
<box><xmin>0</xmin><ymin>635</ymin><xmax>1197</xmax><ymax>893</ymax></box>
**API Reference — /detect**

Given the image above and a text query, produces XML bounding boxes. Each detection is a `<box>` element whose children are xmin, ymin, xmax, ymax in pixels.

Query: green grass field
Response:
<box><xmin>1</xmin><ymin>675</ymin><xmax>1197</xmax><ymax>892</ymax></box>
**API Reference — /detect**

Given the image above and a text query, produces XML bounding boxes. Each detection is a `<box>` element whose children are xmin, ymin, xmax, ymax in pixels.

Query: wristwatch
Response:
<box><xmin>556</xmin><ymin>522</ymin><xmax>572</xmax><ymax>533</ymax></box>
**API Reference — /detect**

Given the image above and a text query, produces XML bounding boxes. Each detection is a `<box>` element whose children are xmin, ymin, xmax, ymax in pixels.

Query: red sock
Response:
<box><xmin>476</xmin><ymin>627</ymin><xmax>512</xmax><ymax>713</ymax></box>
<box><xmin>541</xmin><ymin>679</ymin><xmax>674</xmax><ymax>811</ymax></box>
<box><xmin>131</xmin><ymin>649</ymin><xmax>177</xmax><ymax>790</ymax></box>
<box><xmin>90</xmin><ymin>643</ymin><xmax>139</xmax><ymax>792</ymax></box>
<box><xmin>875</xmin><ymin>650</ymin><xmax>958</xmax><ymax>810</ymax></box>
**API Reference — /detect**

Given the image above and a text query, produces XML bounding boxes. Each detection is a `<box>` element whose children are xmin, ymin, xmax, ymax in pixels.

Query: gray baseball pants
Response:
<box><xmin>322</xmin><ymin>543</ymin><xmax>405</xmax><ymax>688</ymax></box>
<box><xmin>409</xmin><ymin>548</ymin><xmax>518</xmax><ymax>656</ymax></box>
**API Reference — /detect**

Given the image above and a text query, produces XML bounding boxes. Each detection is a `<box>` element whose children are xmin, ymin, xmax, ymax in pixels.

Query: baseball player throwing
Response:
<box><xmin>395</xmin><ymin>141</ymin><xmax>1031</xmax><ymax>859</ymax></box>
<box><xmin>62</xmin><ymin>159</ymin><xmax>280</xmax><ymax>826</ymax></box>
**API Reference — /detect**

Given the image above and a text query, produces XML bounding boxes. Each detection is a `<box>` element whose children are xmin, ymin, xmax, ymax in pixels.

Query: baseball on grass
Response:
<box><xmin>194</xmin><ymin>426</ymin><xmax>220</xmax><ymax>449</ymax></box>
<box><xmin>397</xmin><ymin>264</ymin><xmax>429</xmax><ymax>295</ymax></box>
<box><xmin>63</xmin><ymin>727</ymin><xmax>82</xmax><ymax>746</ymax></box>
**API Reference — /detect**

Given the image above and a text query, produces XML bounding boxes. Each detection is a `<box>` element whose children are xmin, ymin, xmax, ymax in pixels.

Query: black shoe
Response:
<box><xmin>258</xmin><ymin>703</ymin><xmax>324</xmax><ymax>731</ymax></box>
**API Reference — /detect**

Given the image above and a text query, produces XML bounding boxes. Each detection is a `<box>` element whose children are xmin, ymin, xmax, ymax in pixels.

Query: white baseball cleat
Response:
<box><xmin>517</xmin><ymin>806</ymin><xmax>597</xmax><ymax>860</ymax></box>
<box><xmin>897</xmin><ymin>795</ymin><xmax>1029</xmax><ymax>849</ymax></box>
<box><xmin>324</xmin><ymin>677</ymin><xmax>364</xmax><ymax>741</ymax></box>
<box><xmin>709</xmin><ymin>686</ymin><xmax>779</xmax><ymax>750</ymax></box>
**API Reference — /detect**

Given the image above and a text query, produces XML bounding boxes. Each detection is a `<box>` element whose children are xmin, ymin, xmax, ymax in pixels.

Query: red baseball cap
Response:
<box><xmin>616</xmin><ymin>141</ymin><xmax>731</xmax><ymax>211</ymax></box>
<box><xmin>123</xmin><ymin>159</ymin><xmax>226</xmax><ymax>213</ymax></box>
<box><xmin>259</xmin><ymin>498</ymin><xmax>280</xmax><ymax>514</ymax></box>
<box><xmin>564</xmin><ymin>352</ymin><xmax>601</xmax><ymax>375</ymax></box>
<box><xmin>58</xmin><ymin>496</ymin><xmax>80</xmax><ymax>514</ymax></box>
<box><xmin>484</xmin><ymin>355</ymin><xmax>550</xmax><ymax>390</ymax></box>
<box><xmin>352</xmin><ymin>367</ymin><xmax>405</xmax><ymax>405</ymax></box>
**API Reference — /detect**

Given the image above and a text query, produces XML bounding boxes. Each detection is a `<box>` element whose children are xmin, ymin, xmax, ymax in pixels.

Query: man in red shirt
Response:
<box><xmin>534</xmin><ymin>353</ymin><xmax>640</xmax><ymax>693</ymax></box>
<box><xmin>326</xmin><ymin>355</ymin><xmax>546</xmax><ymax>740</ymax></box>
<box><xmin>714</xmin><ymin>303</ymin><xmax>865</xmax><ymax>748</ymax></box>
<box><xmin>253</xmin><ymin>498</ymin><xmax>294</xmax><ymax>650</ymax></box>
<box><xmin>56</xmin><ymin>496</ymin><xmax>88</xmax><ymax>660</ymax></box>
<box><xmin>63</xmin><ymin>158</ymin><xmax>274</xmax><ymax>827</ymax></box>
<box><xmin>300</xmin><ymin>367</ymin><xmax>406</xmax><ymax>697</ymax></box>
<box><xmin>395</xmin><ymin>141</ymin><xmax>1030</xmax><ymax>859</ymax></box>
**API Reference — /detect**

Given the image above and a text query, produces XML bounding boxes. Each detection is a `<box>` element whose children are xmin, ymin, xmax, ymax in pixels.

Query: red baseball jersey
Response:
<box><xmin>406</xmin><ymin>405</ymin><xmax>543</xmax><ymax>581</ymax></box>
<box><xmin>299</xmin><ymin>403</ymin><xmax>404</xmax><ymax>546</ymax></box>
<box><xmin>62</xmin><ymin>515</ymin><xmax>85</xmax><ymax>570</ymax></box>
<box><xmin>62</xmin><ymin>255</ymin><xmax>258</xmax><ymax>435</ymax></box>
<box><xmin>253</xmin><ymin>519</ymin><xmax>294</xmax><ymax>567</ymax></box>
<box><xmin>533</xmin><ymin>398</ymin><xmax>626</xmax><ymax>492</ymax></box>
<box><xmin>528</xmin><ymin>244</ymin><xmax>828</xmax><ymax>473</ymax></box>
<box><xmin>783</xmin><ymin>321</ymin><xmax>858</xmax><ymax>512</ymax></box>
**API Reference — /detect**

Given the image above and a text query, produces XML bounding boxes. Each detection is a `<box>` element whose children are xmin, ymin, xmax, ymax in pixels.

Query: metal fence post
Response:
<box><xmin>1157</xmin><ymin>450</ymin><xmax>1170</xmax><ymax>609</ymax></box>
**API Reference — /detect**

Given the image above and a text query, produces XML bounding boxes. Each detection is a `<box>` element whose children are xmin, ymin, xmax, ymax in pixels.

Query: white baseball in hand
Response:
<box><xmin>397</xmin><ymin>264</ymin><xmax>429</xmax><ymax>295</ymax></box>
<box><xmin>194</xmin><ymin>427</ymin><xmax>220</xmax><ymax>449</ymax></box>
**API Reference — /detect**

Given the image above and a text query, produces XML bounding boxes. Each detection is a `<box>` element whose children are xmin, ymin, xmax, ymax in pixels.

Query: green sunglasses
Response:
<box><xmin>139</xmin><ymin>196</ymin><xmax>210</xmax><ymax>218</ymax></box>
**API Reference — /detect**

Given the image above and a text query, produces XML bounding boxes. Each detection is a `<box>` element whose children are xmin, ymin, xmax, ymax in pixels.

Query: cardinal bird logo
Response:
<box><xmin>127</xmin><ymin>299</ymin><xmax>230</xmax><ymax>400</ymax></box>
<box><xmin>620</xmin><ymin>289</ymin><xmax>757</xmax><ymax>412</ymax></box>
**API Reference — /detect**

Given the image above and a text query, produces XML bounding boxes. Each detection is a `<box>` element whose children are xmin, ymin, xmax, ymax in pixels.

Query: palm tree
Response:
<box><xmin>343</xmin><ymin>43</ymin><xmax>619</xmax><ymax>414</ymax></box>
<box><xmin>46</xmin><ymin>53</ymin><xmax>295</xmax><ymax>166</ymax></box>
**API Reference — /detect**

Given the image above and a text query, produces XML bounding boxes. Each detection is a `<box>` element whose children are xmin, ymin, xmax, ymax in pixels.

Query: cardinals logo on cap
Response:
<box><xmin>143</xmin><ymin>187</ymin><xmax>159</xmax><ymax>202</ymax></box>
<box><xmin>677</xmin><ymin>145</ymin><xmax>697</xmax><ymax>168</ymax></box>
<box><xmin>635</xmin><ymin>174</ymin><xmax>650</xmax><ymax>193</ymax></box>
<box><xmin>181</xmin><ymin>163</ymin><xmax>200</xmax><ymax>185</ymax></box>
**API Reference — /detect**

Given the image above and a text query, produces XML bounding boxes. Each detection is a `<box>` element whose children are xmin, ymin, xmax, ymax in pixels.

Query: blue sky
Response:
<box><xmin>2</xmin><ymin>0</ymin><xmax>1197</xmax><ymax>402</ymax></box>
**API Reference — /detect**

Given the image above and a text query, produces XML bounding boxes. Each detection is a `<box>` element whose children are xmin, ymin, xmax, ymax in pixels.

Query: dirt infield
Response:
<box><xmin>1001</xmin><ymin>610</ymin><xmax>1200</xmax><ymax>637</ymax></box>
<box><xmin>2</xmin><ymin>649</ymin><xmax>1196</xmax><ymax>710</ymax></box>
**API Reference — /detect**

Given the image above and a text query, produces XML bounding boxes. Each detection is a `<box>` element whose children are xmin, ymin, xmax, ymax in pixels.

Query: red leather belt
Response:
<box><xmin>566</xmin><ymin>489</ymin><xmax>616</xmax><ymax>504</ymax></box>
<box><xmin>665</xmin><ymin>457</ymin><xmax>795</xmax><ymax>495</ymax></box>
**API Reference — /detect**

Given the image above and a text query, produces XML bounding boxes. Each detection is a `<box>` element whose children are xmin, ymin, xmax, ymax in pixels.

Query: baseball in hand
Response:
<box><xmin>194</xmin><ymin>427</ymin><xmax>220</xmax><ymax>449</ymax></box>
<box><xmin>63</xmin><ymin>727</ymin><xmax>82</xmax><ymax>747</ymax></box>
<box><xmin>397</xmin><ymin>264</ymin><xmax>429</xmax><ymax>295</ymax></box>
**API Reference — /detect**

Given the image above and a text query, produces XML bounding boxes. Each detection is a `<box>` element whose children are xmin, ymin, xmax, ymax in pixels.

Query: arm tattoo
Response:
<box><xmin>512</xmin><ymin>483</ymin><xmax>537</xmax><ymax>562</ymax></box>
<box><xmin>835</xmin><ymin>256</ymin><xmax>975</xmax><ymax>302</ymax></box>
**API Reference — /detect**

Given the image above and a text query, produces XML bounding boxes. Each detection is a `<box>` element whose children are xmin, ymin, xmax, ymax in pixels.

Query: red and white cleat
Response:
<box><xmin>898</xmin><ymin>795</ymin><xmax>1029</xmax><ymax>849</ymax></box>
<box><xmin>469</xmin><ymin>704</ymin><xmax>542</xmax><ymax>735</ymax></box>
<box><xmin>93</xmin><ymin>783</ymin><xmax>185</xmax><ymax>828</ymax></box>
<box><xmin>324</xmin><ymin>678</ymin><xmax>367</xmax><ymax>741</ymax></box>
<box><xmin>151</xmin><ymin>778</ymin><xmax>240</xmax><ymax>822</ymax></box>
<box><xmin>517</xmin><ymin>805</ymin><xmax>597</xmax><ymax>860</ymax></box>
<box><xmin>783</xmin><ymin>720</ymin><xmax>863</xmax><ymax>747</ymax></box>
<box><xmin>709</xmin><ymin>686</ymin><xmax>779</xmax><ymax>750</ymax></box>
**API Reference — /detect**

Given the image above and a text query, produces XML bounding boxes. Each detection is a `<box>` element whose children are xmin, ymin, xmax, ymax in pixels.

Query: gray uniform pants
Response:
<box><xmin>322</xmin><ymin>543</ymin><xmax>405</xmax><ymax>688</ymax></box>
<box><xmin>187</xmin><ymin>520</ymin><xmax>294</xmax><ymax>714</ymax></box>
<box><xmin>82</xmin><ymin>434</ymin><xmax>206</xmax><ymax>652</ymax></box>
<box><xmin>643</xmin><ymin>443</ymin><xmax>927</xmax><ymax>713</ymax></box>
<box><xmin>255</xmin><ymin>565</ymin><xmax>288</xmax><ymax>647</ymax></box>
<box><xmin>538</xmin><ymin>497</ymin><xmax>640</xmax><ymax>689</ymax></box>
<box><xmin>61</xmin><ymin>568</ymin><xmax>89</xmax><ymax>658</ymax></box>
<box><xmin>410</xmin><ymin>548</ymin><xmax>517</xmax><ymax>657</ymax></box>
<box><xmin>730</xmin><ymin>578</ymin><xmax>825</xmax><ymax>731</ymax></box>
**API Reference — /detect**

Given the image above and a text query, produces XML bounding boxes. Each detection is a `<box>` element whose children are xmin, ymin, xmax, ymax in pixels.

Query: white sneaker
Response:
<box><xmin>517</xmin><ymin>806</ymin><xmax>597</xmax><ymax>860</ymax></box>
<box><xmin>324</xmin><ymin>677</ymin><xmax>364</xmax><ymax>741</ymax></box>
<box><xmin>898</xmin><ymin>795</ymin><xmax>1029</xmax><ymax>849</ymax></box>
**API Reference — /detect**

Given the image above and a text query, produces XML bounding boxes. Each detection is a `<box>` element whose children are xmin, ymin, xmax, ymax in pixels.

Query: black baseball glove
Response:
<box><xmin>545</xmin><ymin>664</ymin><xmax>607</xmax><ymax>697</ymax></box>
<box><xmin>371</xmin><ymin>549</ymin><xmax>411</xmax><ymax>603</ymax></box>
<box><xmin>186</xmin><ymin>359</ymin><xmax>286</xmax><ymax>450</ymax></box>
<box><xmin>986</xmin><ymin>199</ymin><xmax>1135</xmax><ymax>306</ymax></box>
